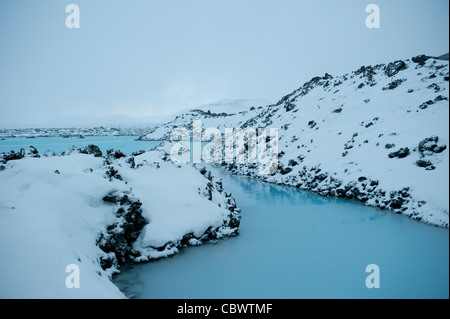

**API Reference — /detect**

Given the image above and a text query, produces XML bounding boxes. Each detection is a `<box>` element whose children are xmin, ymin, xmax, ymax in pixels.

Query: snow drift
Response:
<box><xmin>0</xmin><ymin>145</ymin><xmax>240</xmax><ymax>298</ymax></box>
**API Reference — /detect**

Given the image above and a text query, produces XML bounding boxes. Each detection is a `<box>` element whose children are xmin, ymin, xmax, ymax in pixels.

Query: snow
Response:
<box><xmin>193</xmin><ymin>99</ymin><xmax>271</xmax><ymax>114</ymax></box>
<box><xmin>0</xmin><ymin>147</ymin><xmax>239</xmax><ymax>298</ymax></box>
<box><xmin>112</xmin><ymin>149</ymin><xmax>239</xmax><ymax>257</ymax></box>
<box><xmin>139</xmin><ymin>55</ymin><xmax>449</xmax><ymax>227</ymax></box>
<box><xmin>0</xmin><ymin>155</ymin><xmax>125</xmax><ymax>298</ymax></box>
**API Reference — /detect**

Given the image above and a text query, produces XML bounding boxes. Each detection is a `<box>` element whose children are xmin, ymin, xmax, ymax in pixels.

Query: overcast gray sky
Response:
<box><xmin>0</xmin><ymin>0</ymin><xmax>448</xmax><ymax>128</ymax></box>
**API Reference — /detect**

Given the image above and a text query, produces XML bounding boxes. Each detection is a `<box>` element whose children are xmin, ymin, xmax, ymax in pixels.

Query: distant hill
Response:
<box><xmin>437</xmin><ymin>53</ymin><xmax>449</xmax><ymax>61</ymax></box>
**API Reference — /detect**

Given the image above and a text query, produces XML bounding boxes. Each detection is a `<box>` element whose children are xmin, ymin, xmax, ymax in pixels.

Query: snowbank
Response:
<box><xmin>0</xmin><ymin>146</ymin><xmax>240</xmax><ymax>298</ymax></box>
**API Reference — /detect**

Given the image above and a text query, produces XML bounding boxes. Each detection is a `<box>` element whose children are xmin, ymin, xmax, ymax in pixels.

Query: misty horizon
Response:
<box><xmin>1</xmin><ymin>0</ymin><xmax>449</xmax><ymax>128</ymax></box>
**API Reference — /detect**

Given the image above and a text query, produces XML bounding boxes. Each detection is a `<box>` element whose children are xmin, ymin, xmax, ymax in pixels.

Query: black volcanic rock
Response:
<box><xmin>280</xmin><ymin>167</ymin><xmax>292</xmax><ymax>175</ymax></box>
<box><xmin>0</xmin><ymin>149</ymin><xmax>25</xmax><ymax>164</ymax></box>
<box><xmin>383</xmin><ymin>79</ymin><xmax>406</xmax><ymax>90</ymax></box>
<box><xmin>390</xmin><ymin>197</ymin><xmax>405</xmax><ymax>209</ymax></box>
<box><xmin>385</xmin><ymin>60</ymin><xmax>408</xmax><ymax>77</ymax></box>
<box><xmin>388</xmin><ymin>147</ymin><xmax>410</xmax><ymax>159</ymax></box>
<box><xmin>97</xmin><ymin>191</ymin><xmax>147</xmax><ymax>267</ymax></box>
<box><xmin>81</xmin><ymin>144</ymin><xmax>102</xmax><ymax>157</ymax></box>
<box><xmin>415</xmin><ymin>159</ymin><xmax>433</xmax><ymax>168</ymax></box>
<box><xmin>412</xmin><ymin>54</ymin><xmax>432</xmax><ymax>66</ymax></box>
<box><xmin>106</xmin><ymin>149</ymin><xmax>126</xmax><ymax>159</ymax></box>
<box><xmin>418</xmin><ymin>136</ymin><xmax>446</xmax><ymax>157</ymax></box>
<box><xmin>385</xmin><ymin>143</ymin><xmax>395</xmax><ymax>149</ymax></box>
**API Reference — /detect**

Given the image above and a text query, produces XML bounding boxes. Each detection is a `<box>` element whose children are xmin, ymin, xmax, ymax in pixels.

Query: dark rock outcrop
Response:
<box><xmin>383</xmin><ymin>79</ymin><xmax>406</xmax><ymax>90</ymax></box>
<box><xmin>106</xmin><ymin>149</ymin><xmax>126</xmax><ymax>159</ymax></box>
<box><xmin>105</xmin><ymin>166</ymin><xmax>123</xmax><ymax>181</ymax></box>
<box><xmin>412</xmin><ymin>55</ymin><xmax>432</xmax><ymax>66</ymax></box>
<box><xmin>390</xmin><ymin>197</ymin><xmax>405</xmax><ymax>209</ymax></box>
<box><xmin>418</xmin><ymin>136</ymin><xmax>446</xmax><ymax>157</ymax></box>
<box><xmin>0</xmin><ymin>149</ymin><xmax>25</xmax><ymax>164</ymax></box>
<box><xmin>81</xmin><ymin>144</ymin><xmax>102</xmax><ymax>157</ymax></box>
<box><xmin>385</xmin><ymin>60</ymin><xmax>408</xmax><ymax>77</ymax></box>
<box><xmin>97</xmin><ymin>191</ymin><xmax>147</xmax><ymax>269</ymax></box>
<box><xmin>131</xmin><ymin>150</ymin><xmax>146</xmax><ymax>157</ymax></box>
<box><xmin>280</xmin><ymin>167</ymin><xmax>293</xmax><ymax>175</ymax></box>
<box><xmin>388</xmin><ymin>147</ymin><xmax>410</xmax><ymax>159</ymax></box>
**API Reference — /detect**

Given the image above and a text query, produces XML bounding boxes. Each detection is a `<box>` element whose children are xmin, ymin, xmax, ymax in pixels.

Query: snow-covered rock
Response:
<box><xmin>139</xmin><ymin>54</ymin><xmax>449</xmax><ymax>227</ymax></box>
<box><xmin>0</xmin><ymin>145</ymin><xmax>240</xmax><ymax>298</ymax></box>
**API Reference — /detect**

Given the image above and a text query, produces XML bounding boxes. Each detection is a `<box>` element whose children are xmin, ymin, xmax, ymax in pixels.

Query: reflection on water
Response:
<box><xmin>232</xmin><ymin>174</ymin><xmax>336</xmax><ymax>206</ymax></box>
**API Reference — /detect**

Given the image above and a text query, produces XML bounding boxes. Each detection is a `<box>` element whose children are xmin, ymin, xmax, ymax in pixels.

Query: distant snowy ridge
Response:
<box><xmin>0</xmin><ymin>145</ymin><xmax>240</xmax><ymax>298</ymax></box>
<box><xmin>0</xmin><ymin>126</ymin><xmax>154</xmax><ymax>138</ymax></box>
<box><xmin>137</xmin><ymin>99</ymin><xmax>270</xmax><ymax>141</ymax></box>
<box><xmin>0</xmin><ymin>101</ymin><xmax>269</xmax><ymax>137</ymax></box>
<box><xmin>140</xmin><ymin>54</ymin><xmax>449</xmax><ymax>227</ymax></box>
<box><xmin>193</xmin><ymin>99</ymin><xmax>271</xmax><ymax>113</ymax></box>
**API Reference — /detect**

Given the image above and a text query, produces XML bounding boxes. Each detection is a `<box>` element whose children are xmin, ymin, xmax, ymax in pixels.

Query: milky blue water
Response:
<box><xmin>0</xmin><ymin>136</ymin><xmax>160</xmax><ymax>156</ymax></box>
<box><xmin>114</xmin><ymin>169</ymin><xmax>449</xmax><ymax>299</ymax></box>
<box><xmin>2</xmin><ymin>136</ymin><xmax>447</xmax><ymax>298</ymax></box>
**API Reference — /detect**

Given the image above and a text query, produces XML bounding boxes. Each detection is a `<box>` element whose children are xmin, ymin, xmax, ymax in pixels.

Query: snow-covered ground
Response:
<box><xmin>140</xmin><ymin>54</ymin><xmax>449</xmax><ymax>227</ymax></box>
<box><xmin>0</xmin><ymin>145</ymin><xmax>240</xmax><ymax>298</ymax></box>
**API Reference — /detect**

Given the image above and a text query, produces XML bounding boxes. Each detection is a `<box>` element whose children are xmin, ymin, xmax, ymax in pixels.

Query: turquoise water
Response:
<box><xmin>114</xmin><ymin>169</ymin><xmax>449</xmax><ymax>299</ymax></box>
<box><xmin>2</xmin><ymin>136</ymin><xmax>447</xmax><ymax>298</ymax></box>
<box><xmin>0</xmin><ymin>136</ymin><xmax>161</xmax><ymax>156</ymax></box>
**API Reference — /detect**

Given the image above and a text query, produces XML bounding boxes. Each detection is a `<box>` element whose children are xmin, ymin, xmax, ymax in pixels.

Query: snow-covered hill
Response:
<box><xmin>137</xmin><ymin>99</ymin><xmax>269</xmax><ymax>141</ymax></box>
<box><xmin>192</xmin><ymin>99</ymin><xmax>271</xmax><ymax>114</ymax></box>
<box><xmin>140</xmin><ymin>54</ymin><xmax>449</xmax><ymax>227</ymax></box>
<box><xmin>0</xmin><ymin>145</ymin><xmax>240</xmax><ymax>298</ymax></box>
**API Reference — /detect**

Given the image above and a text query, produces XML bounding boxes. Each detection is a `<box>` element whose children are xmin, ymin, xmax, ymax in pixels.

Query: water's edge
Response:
<box><xmin>114</xmin><ymin>166</ymin><xmax>449</xmax><ymax>299</ymax></box>
<box><xmin>2</xmin><ymin>137</ymin><xmax>447</xmax><ymax>298</ymax></box>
